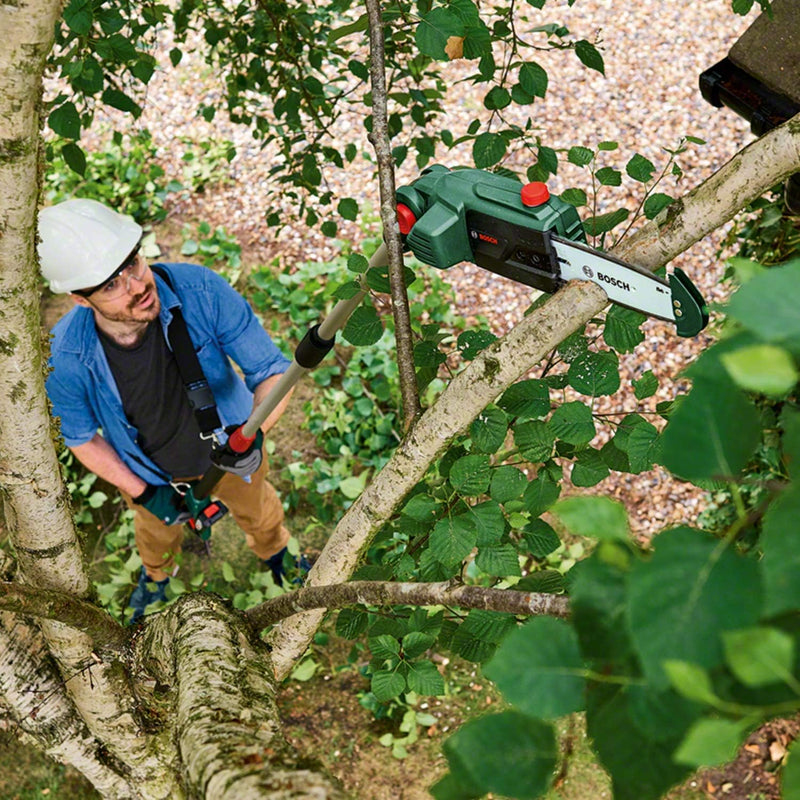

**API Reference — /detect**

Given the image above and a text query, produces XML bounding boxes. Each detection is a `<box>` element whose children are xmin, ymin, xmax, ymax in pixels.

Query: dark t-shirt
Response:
<box><xmin>100</xmin><ymin>322</ymin><xmax>212</xmax><ymax>478</ymax></box>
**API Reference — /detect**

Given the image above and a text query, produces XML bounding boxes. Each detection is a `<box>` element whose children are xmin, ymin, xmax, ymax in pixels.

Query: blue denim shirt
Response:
<box><xmin>46</xmin><ymin>262</ymin><xmax>290</xmax><ymax>485</ymax></box>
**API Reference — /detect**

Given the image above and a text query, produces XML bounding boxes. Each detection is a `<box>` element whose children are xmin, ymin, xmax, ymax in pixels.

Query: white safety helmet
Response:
<box><xmin>38</xmin><ymin>199</ymin><xmax>142</xmax><ymax>293</ymax></box>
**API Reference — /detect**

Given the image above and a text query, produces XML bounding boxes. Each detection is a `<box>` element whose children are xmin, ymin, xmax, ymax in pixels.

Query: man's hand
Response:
<box><xmin>133</xmin><ymin>484</ymin><xmax>192</xmax><ymax>525</ymax></box>
<box><xmin>210</xmin><ymin>426</ymin><xmax>264</xmax><ymax>477</ymax></box>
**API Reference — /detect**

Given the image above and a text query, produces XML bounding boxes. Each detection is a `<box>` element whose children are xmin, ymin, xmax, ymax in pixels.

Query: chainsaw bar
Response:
<box><xmin>551</xmin><ymin>235</ymin><xmax>674</xmax><ymax>321</ymax></box>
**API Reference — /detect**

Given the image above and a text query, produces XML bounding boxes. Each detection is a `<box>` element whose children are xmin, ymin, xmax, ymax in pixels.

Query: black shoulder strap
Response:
<box><xmin>151</xmin><ymin>265</ymin><xmax>222</xmax><ymax>437</ymax></box>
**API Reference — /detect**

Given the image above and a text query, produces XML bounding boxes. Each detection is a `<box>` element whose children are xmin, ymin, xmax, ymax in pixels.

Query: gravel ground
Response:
<box><xmin>78</xmin><ymin>0</ymin><xmax>760</xmax><ymax>538</ymax></box>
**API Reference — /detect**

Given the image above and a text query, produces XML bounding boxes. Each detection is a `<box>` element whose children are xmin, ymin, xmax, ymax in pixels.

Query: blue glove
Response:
<box><xmin>133</xmin><ymin>484</ymin><xmax>191</xmax><ymax>525</ymax></box>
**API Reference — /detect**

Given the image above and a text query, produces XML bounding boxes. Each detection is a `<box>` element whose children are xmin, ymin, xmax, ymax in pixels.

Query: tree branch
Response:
<box><xmin>365</xmin><ymin>0</ymin><xmax>422</xmax><ymax>427</ymax></box>
<box><xmin>268</xmin><ymin>113</ymin><xmax>800</xmax><ymax>679</ymax></box>
<box><xmin>247</xmin><ymin>580</ymin><xmax>569</xmax><ymax>630</ymax></box>
<box><xmin>0</xmin><ymin>581</ymin><xmax>128</xmax><ymax>652</ymax></box>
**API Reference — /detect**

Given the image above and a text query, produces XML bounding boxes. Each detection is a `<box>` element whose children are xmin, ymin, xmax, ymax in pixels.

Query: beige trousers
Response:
<box><xmin>122</xmin><ymin>451</ymin><xmax>289</xmax><ymax>581</ymax></box>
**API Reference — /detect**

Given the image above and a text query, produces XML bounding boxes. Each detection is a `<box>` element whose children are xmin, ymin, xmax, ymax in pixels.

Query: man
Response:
<box><xmin>40</xmin><ymin>198</ymin><xmax>298</xmax><ymax>622</ymax></box>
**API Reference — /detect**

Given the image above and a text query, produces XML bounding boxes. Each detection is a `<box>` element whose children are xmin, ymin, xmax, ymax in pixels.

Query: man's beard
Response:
<box><xmin>93</xmin><ymin>280</ymin><xmax>161</xmax><ymax>323</ymax></box>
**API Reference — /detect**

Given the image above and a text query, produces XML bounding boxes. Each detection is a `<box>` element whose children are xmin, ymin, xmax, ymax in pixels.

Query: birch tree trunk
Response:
<box><xmin>268</xmin><ymin>112</ymin><xmax>800</xmax><ymax>679</ymax></box>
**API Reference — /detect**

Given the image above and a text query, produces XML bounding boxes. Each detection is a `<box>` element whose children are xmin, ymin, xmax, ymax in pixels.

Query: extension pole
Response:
<box><xmin>192</xmin><ymin>242</ymin><xmax>389</xmax><ymax>501</ymax></box>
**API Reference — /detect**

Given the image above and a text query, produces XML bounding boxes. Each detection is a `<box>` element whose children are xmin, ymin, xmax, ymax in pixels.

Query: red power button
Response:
<box><xmin>396</xmin><ymin>203</ymin><xmax>417</xmax><ymax>234</ymax></box>
<box><xmin>521</xmin><ymin>182</ymin><xmax>550</xmax><ymax>207</ymax></box>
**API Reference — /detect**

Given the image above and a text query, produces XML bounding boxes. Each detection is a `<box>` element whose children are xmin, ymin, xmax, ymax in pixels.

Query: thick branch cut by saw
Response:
<box><xmin>269</xmin><ymin>113</ymin><xmax>800</xmax><ymax>679</ymax></box>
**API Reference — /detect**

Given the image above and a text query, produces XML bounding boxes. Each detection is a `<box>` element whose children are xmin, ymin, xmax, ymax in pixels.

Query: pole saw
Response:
<box><xmin>184</xmin><ymin>164</ymin><xmax>708</xmax><ymax>534</ymax></box>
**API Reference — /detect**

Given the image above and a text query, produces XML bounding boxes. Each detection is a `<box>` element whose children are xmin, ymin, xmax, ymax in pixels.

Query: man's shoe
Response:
<box><xmin>264</xmin><ymin>547</ymin><xmax>311</xmax><ymax>586</ymax></box>
<box><xmin>127</xmin><ymin>567</ymin><xmax>169</xmax><ymax>624</ymax></box>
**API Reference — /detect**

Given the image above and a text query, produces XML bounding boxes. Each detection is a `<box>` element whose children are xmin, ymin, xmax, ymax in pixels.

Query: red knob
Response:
<box><xmin>396</xmin><ymin>203</ymin><xmax>417</xmax><ymax>235</ymax></box>
<box><xmin>521</xmin><ymin>182</ymin><xmax>550</xmax><ymax>207</ymax></box>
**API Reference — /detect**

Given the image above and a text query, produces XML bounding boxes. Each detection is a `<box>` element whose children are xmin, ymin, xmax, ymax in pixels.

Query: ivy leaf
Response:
<box><xmin>485</xmin><ymin>617</ymin><xmax>585</xmax><ymax>718</ymax></box>
<box><xmin>575</xmin><ymin>40</ymin><xmax>605</xmax><ymax>74</ymax></box>
<box><xmin>342</xmin><ymin>304</ymin><xmax>383</xmax><ymax>346</ymax></box>
<box><xmin>567</xmin><ymin>350</ymin><xmax>620</xmax><ymax>396</ymax></box>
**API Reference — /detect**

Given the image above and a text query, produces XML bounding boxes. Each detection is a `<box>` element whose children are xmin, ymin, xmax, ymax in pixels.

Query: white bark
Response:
<box><xmin>269</xmin><ymin>112</ymin><xmax>800</xmax><ymax>679</ymax></box>
<box><xmin>133</xmin><ymin>594</ymin><xmax>346</xmax><ymax>799</ymax></box>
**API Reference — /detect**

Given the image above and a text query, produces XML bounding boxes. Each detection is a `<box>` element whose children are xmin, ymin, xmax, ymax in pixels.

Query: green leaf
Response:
<box><xmin>552</xmin><ymin>496</ymin><xmax>629</xmax><ymax>541</ymax></box>
<box><xmin>402</xmin><ymin>631</ymin><xmax>436</xmax><ymax>659</ymax></box>
<box><xmin>560</xmin><ymin>187</ymin><xmax>588</xmax><ymax>207</ymax></box>
<box><xmin>48</xmin><ymin>102</ymin><xmax>82</xmax><ymax>140</ymax></box>
<box><xmin>64</xmin><ymin>0</ymin><xmax>93</xmax><ymax>34</ymax></box>
<box><xmin>449</xmin><ymin>454</ymin><xmax>492</xmax><ymax>496</ymax></box>
<box><xmin>221</xmin><ymin>561</ymin><xmax>235</xmax><ymax>582</ymax></box>
<box><xmin>723</xmin><ymin>627</ymin><xmax>796</xmax><ymax>687</ymax></box>
<box><xmin>337</xmin><ymin>197</ymin><xmax>359</xmax><ymax>221</ymax></box>
<box><xmin>567</xmin><ymin>350</ymin><xmax>620</xmax><ymax>396</ymax></box>
<box><xmin>462</xmin><ymin>501</ymin><xmax>506</xmax><ymax>545</ymax></box>
<box><xmin>761</xmin><ymin>483</ymin><xmax>800</xmax><ymax>616</ymax></box>
<box><xmin>470</xmin><ymin>405</ymin><xmax>508</xmax><ymax>453</ymax></box>
<box><xmin>514</xmin><ymin>420</ymin><xmax>555</xmax><ymax>462</ymax></box>
<box><xmin>674</xmin><ymin>718</ymin><xmax>752</xmax><ymax>768</ymax></box>
<box><xmin>721</xmin><ymin>344</ymin><xmax>798</xmax><ymax>397</ymax></box>
<box><xmin>347</xmin><ymin>253</ymin><xmax>369</xmax><ymax>273</ymax></box>
<box><xmin>663</xmin><ymin>660</ymin><xmax>719</xmax><ymax>705</ymax></box>
<box><xmin>476</xmin><ymin>543</ymin><xmax>521</xmax><ymax>577</ymax></box>
<box><xmin>430</xmin><ymin>515</ymin><xmax>477</xmax><ymax>566</ymax></box>
<box><xmin>485</xmin><ymin>617</ymin><xmax>585</xmax><ymax>718</ymax></box>
<box><xmin>406</xmin><ymin>659</ymin><xmax>445</xmax><ymax>695</ymax></box>
<box><xmin>370</xmin><ymin>634</ymin><xmax>401</xmax><ymax>661</ymax></box>
<box><xmin>604</xmin><ymin>305</ymin><xmax>647</xmax><ymax>353</ymax></box>
<box><xmin>549</xmin><ymin>401</ymin><xmax>595</xmax><ymax>446</ymax></box>
<box><xmin>519</xmin><ymin>61</ymin><xmax>548</xmax><ymax>97</ymax></box>
<box><xmin>489</xmin><ymin>465</ymin><xmax>527</xmax><ymax>503</ymax></box>
<box><xmin>521</xmin><ymin>519</ymin><xmax>560</xmax><ymax>557</ymax></box>
<box><xmin>416</xmin><ymin>6</ymin><xmax>464</xmax><ymax>59</ymax></box>
<box><xmin>450</xmin><ymin>610</ymin><xmax>515</xmax><ymax>662</ymax></box>
<box><xmin>626</xmin><ymin>153</ymin><xmax>657</xmax><ymax>183</ymax></box>
<box><xmin>484</xmin><ymin>86</ymin><xmax>511</xmax><ymax>110</ymax></box>
<box><xmin>724</xmin><ymin>259</ymin><xmax>800</xmax><ymax>344</ymax></box>
<box><xmin>628</xmin><ymin>527</ymin><xmax>762</xmax><ymax>687</ymax></box>
<box><xmin>627</xmin><ymin>421</ymin><xmax>660</xmax><ymax>473</ymax></box>
<box><xmin>567</xmin><ymin>146</ymin><xmax>594</xmax><ymax>166</ymax></box>
<box><xmin>443</xmin><ymin>711</ymin><xmax>557</xmax><ymax>800</ymax></box>
<box><xmin>583</xmin><ymin>208</ymin><xmax>630</xmax><ymax>236</ymax></box>
<box><xmin>521</xmin><ymin>475</ymin><xmax>561</xmax><ymax>516</ymax></box>
<box><xmin>342</xmin><ymin>305</ymin><xmax>383</xmax><ymax>346</ymax></box>
<box><xmin>537</xmin><ymin>145</ymin><xmax>558</xmax><ymax>176</ymax></box>
<box><xmin>498</xmin><ymin>379</ymin><xmax>550</xmax><ymax>419</ymax></box>
<box><xmin>571</xmin><ymin>448</ymin><xmax>610</xmax><ymax>487</ymax></box>
<box><xmin>336</xmin><ymin>607</ymin><xmax>369</xmax><ymax>639</ymax></box>
<box><xmin>660</xmin><ymin>375</ymin><xmax>761</xmax><ymax>481</ymax></box>
<box><xmin>782</xmin><ymin>739</ymin><xmax>800</xmax><ymax>800</ymax></box>
<box><xmin>633</xmin><ymin>370</ymin><xmax>659</xmax><ymax>400</ymax></box>
<box><xmin>643</xmin><ymin>193</ymin><xmax>674</xmax><ymax>219</ymax></box>
<box><xmin>473</xmin><ymin>132</ymin><xmax>507</xmax><ymax>168</ymax></box>
<box><xmin>372</xmin><ymin>669</ymin><xmax>406</xmax><ymax>701</ymax></box>
<box><xmin>575</xmin><ymin>40</ymin><xmax>605</xmax><ymax>74</ymax></box>
<box><xmin>457</xmin><ymin>329</ymin><xmax>497</xmax><ymax>359</ymax></box>
<box><xmin>595</xmin><ymin>166</ymin><xmax>622</xmax><ymax>186</ymax></box>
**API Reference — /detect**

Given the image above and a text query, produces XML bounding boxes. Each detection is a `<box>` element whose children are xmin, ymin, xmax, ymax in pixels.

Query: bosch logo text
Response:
<box><xmin>597</xmin><ymin>272</ymin><xmax>630</xmax><ymax>292</ymax></box>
